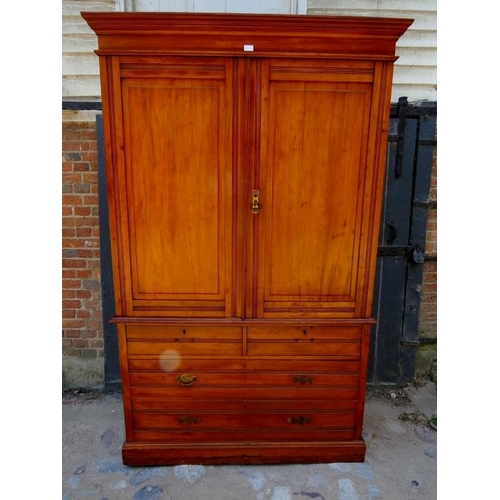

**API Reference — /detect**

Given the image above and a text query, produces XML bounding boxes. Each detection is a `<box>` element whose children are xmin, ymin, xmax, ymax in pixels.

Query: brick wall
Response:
<box><xmin>62</xmin><ymin>120</ymin><xmax>104</xmax><ymax>388</ymax></box>
<box><xmin>416</xmin><ymin>144</ymin><xmax>437</xmax><ymax>373</ymax></box>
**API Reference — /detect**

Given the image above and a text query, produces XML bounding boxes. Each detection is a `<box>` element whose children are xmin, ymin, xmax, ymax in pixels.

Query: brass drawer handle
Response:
<box><xmin>177</xmin><ymin>373</ymin><xmax>197</xmax><ymax>386</ymax></box>
<box><xmin>178</xmin><ymin>416</ymin><xmax>200</xmax><ymax>425</ymax></box>
<box><xmin>293</xmin><ymin>375</ymin><xmax>313</xmax><ymax>384</ymax></box>
<box><xmin>289</xmin><ymin>416</ymin><xmax>311</xmax><ymax>425</ymax></box>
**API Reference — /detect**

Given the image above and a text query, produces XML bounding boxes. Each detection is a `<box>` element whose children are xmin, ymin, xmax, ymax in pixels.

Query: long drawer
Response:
<box><xmin>133</xmin><ymin>411</ymin><xmax>356</xmax><ymax>429</ymax></box>
<box><xmin>132</xmin><ymin>410</ymin><xmax>356</xmax><ymax>443</ymax></box>
<box><xmin>128</xmin><ymin>357</ymin><xmax>360</xmax><ymax>403</ymax></box>
<box><xmin>128</xmin><ymin>358</ymin><xmax>360</xmax><ymax>372</ymax></box>
<box><xmin>133</xmin><ymin>428</ymin><xmax>356</xmax><ymax>443</ymax></box>
<box><xmin>130</xmin><ymin>385</ymin><xmax>359</xmax><ymax>400</ymax></box>
<box><xmin>132</xmin><ymin>398</ymin><xmax>358</xmax><ymax>412</ymax></box>
<box><xmin>130</xmin><ymin>371</ymin><xmax>359</xmax><ymax>386</ymax></box>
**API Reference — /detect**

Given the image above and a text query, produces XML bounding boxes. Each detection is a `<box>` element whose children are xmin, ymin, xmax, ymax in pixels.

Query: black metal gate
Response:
<box><xmin>93</xmin><ymin>97</ymin><xmax>437</xmax><ymax>392</ymax></box>
<box><xmin>368</xmin><ymin>98</ymin><xmax>437</xmax><ymax>386</ymax></box>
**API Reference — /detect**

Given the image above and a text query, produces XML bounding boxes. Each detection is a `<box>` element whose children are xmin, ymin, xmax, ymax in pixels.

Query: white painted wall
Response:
<box><xmin>62</xmin><ymin>0</ymin><xmax>117</xmax><ymax>98</ymax></box>
<box><xmin>63</xmin><ymin>0</ymin><xmax>436</xmax><ymax>103</ymax></box>
<box><xmin>308</xmin><ymin>0</ymin><xmax>437</xmax><ymax>102</ymax></box>
<box><xmin>119</xmin><ymin>0</ymin><xmax>307</xmax><ymax>13</ymax></box>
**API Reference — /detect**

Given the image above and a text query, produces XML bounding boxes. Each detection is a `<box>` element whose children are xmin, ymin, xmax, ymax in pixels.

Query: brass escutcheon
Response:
<box><xmin>251</xmin><ymin>189</ymin><xmax>262</xmax><ymax>214</ymax></box>
<box><xmin>178</xmin><ymin>416</ymin><xmax>200</xmax><ymax>425</ymax></box>
<box><xmin>289</xmin><ymin>416</ymin><xmax>312</xmax><ymax>425</ymax></box>
<box><xmin>177</xmin><ymin>373</ymin><xmax>197</xmax><ymax>386</ymax></box>
<box><xmin>293</xmin><ymin>375</ymin><xmax>314</xmax><ymax>384</ymax></box>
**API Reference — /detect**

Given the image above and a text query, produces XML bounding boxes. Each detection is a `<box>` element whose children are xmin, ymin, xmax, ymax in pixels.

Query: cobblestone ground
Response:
<box><xmin>62</xmin><ymin>387</ymin><xmax>437</xmax><ymax>500</ymax></box>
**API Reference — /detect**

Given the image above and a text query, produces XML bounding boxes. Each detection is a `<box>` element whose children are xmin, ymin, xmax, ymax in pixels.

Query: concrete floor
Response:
<box><xmin>62</xmin><ymin>382</ymin><xmax>437</xmax><ymax>500</ymax></box>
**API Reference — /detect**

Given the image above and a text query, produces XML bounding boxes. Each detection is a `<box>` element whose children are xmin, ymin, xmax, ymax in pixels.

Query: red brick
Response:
<box><xmin>73</xmin><ymin>339</ymin><xmax>89</xmax><ymax>349</ymax></box>
<box><xmin>62</xmin><ymin>310</ymin><xmax>76</xmax><ymax>319</ymax></box>
<box><xmin>419</xmin><ymin>301</ymin><xmax>437</xmax><ymax>313</ymax></box>
<box><xmin>62</xmin><ymin>172</ymin><xmax>82</xmax><ymax>184</ymax></box>
<box><xmin>76</xmin><ymin>310</ymin><xmax>90</xmax><ymax>319</ymax></box>
<box><xmin>76</xmin><ymin>270</ymin><xmax>93</xmax><ymax>278</ymax></box>
<box><xmin>76</xmin><ymin>249</ymin><xmax>93</xmax><ymax>258</ymax></box>
<box><xmin>87</xmin><ymin>320</ymin><xmax>103</xmax><ymax>329</ymax></box>
<box><xmin>62</xmin><ymin>228</ymin><xmax>76</xmax><ymax>237</ymax></box>
<box><xmin>82</xmin><ymin>217</ymin><xmax>99</xmax><ymax>227</ymax></box>
<box><xmin>81</xmin><ymin>329</ymin><xmax>97</xmax><ymax>338</ymax></box>
<box><xmin>88</xmin><ymin>260</ymin><xmax>101</xmax><ymax>269</ymax></box>
<box><xmin>74</xmin><ymin>207</ymin><xmax>91</xmax><ymax>216</ymax></box>
<box><xmin>62</xmin><ymin>279</ymin><xmax>80</xmax><ymax>289</ymax></box>
<box><xmin>76</xmin><ymin>228</ymin><xmax>92</xmax><ymax>237</ymax></box>
<box><xmin>62</xmin><ymin>319</ymin><xmax>85</xmax><ymax>329</ymax></box>
<box><xmin>62</xmin><ymin>141</ymin><xmax>84</xmax><ymax>152</ymax></box>
<box><xmin>84</xmin><ymin>299</ymin><xmax>102</xmax><ymax>309</ymax></box>
<box><xmin>62</xmin><ymin>194</ymin><xmax>83</xmax><ymax>206</ymax></box>
<box><xmin>81</xmin><ymin>172</ymin><xmax>98</xmax><ymax>184</ymax></box>
<box><xmin>89</xmin><ymin>309</ymin><xmax>103</xmax><ymax>320</ymax></box>
<box><xmin>83</xmin><ymin>195</ymin><xmax>99</xmax><ymax>205</ymax></box>
<box><xmin>62</xmin><ymin>299</ymin><xmax>81</xmax><ymax>309</ymax></box>
<box><xmin>81</xmin><ymin>131</ymin><xmax>96</xmax><ymax>140</ymax></box>
<box><xmin>63</xmin><ymin>329</ymin><xmax>82</xmax><ymax>339</ymax></box>
<box><xmin>81</xmin><ymin>151</ymin><xmax>98</xmax><ymax>162</ymax></box>
<box><xmin>63</xmin><ymin>131</ymin><xmax>82</xmax><ymax>141</ymax></box>
<box><xmin>62</xmin><ymin>218</ymin><xmax>77</xmax><ymax>227</ymax></box>
<box><xmin>62</xmin><ymin>238</ymin><xmax>85</xmax><ymax>249</ymax></box>
<box><xmin>73</xmin><ymin>162</ymin><xmax>91</xmax><ymax>171</ymax></box>
<box><xmin>62</xmin><ymin>259</ymin><xmax>86</xmax><ymax>269</ymax></box>
<box><xmin>422</xmin><ymin>282</ymin><xmax>437</xmax><ymax>293</ymax></box>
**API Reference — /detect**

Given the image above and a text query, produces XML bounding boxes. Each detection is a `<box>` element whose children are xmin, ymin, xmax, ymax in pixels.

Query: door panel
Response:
<box><xmin>256</xmin><ymin>61</ymin><xmax>373</xmax><ymax>318</ymax></box>
<box><xmin>119</xmin><ymin>60</ymin><xmax>233</xmax><ymax>316</ymax></box>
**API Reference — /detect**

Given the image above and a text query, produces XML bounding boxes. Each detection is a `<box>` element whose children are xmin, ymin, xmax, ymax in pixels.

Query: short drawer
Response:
<box><xmin>247</xmin><ymin>326</ymin><xmax>362</xmax><ymax>341</ymax></box>
<box><xmin>125</xmin><ymin>325</ymin><xmax>242</xmax><ymax>356</ymax></box>
<box><xmin>247</xmin><ymin>326</ymin><xmax>362</xmax><ymax>357</ymax></box>
<box><xmin>127</xmin><ymin>340</ymin><xmax>241</xmax><ymax>356</ymax></box>
<box><xmin>126</xmin><ymin>325</ymin><xmax>242</xmax><ymax>340</ymax></box>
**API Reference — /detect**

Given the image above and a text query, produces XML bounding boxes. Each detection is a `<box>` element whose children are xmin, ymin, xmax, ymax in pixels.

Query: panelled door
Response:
<box><xmin>113</xmin><ymin>56</ymin><xmax>381</xmax><ymax>320</ymax></box>
<box><xmin>115</xmin><ymin>57</ymin><xmax>234</xmax><ymax>318</ymax></box>
<box><xmin>249</xmin><ymin>59</ymin><xmax>377</xmax><ymax>319</ymax></box>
